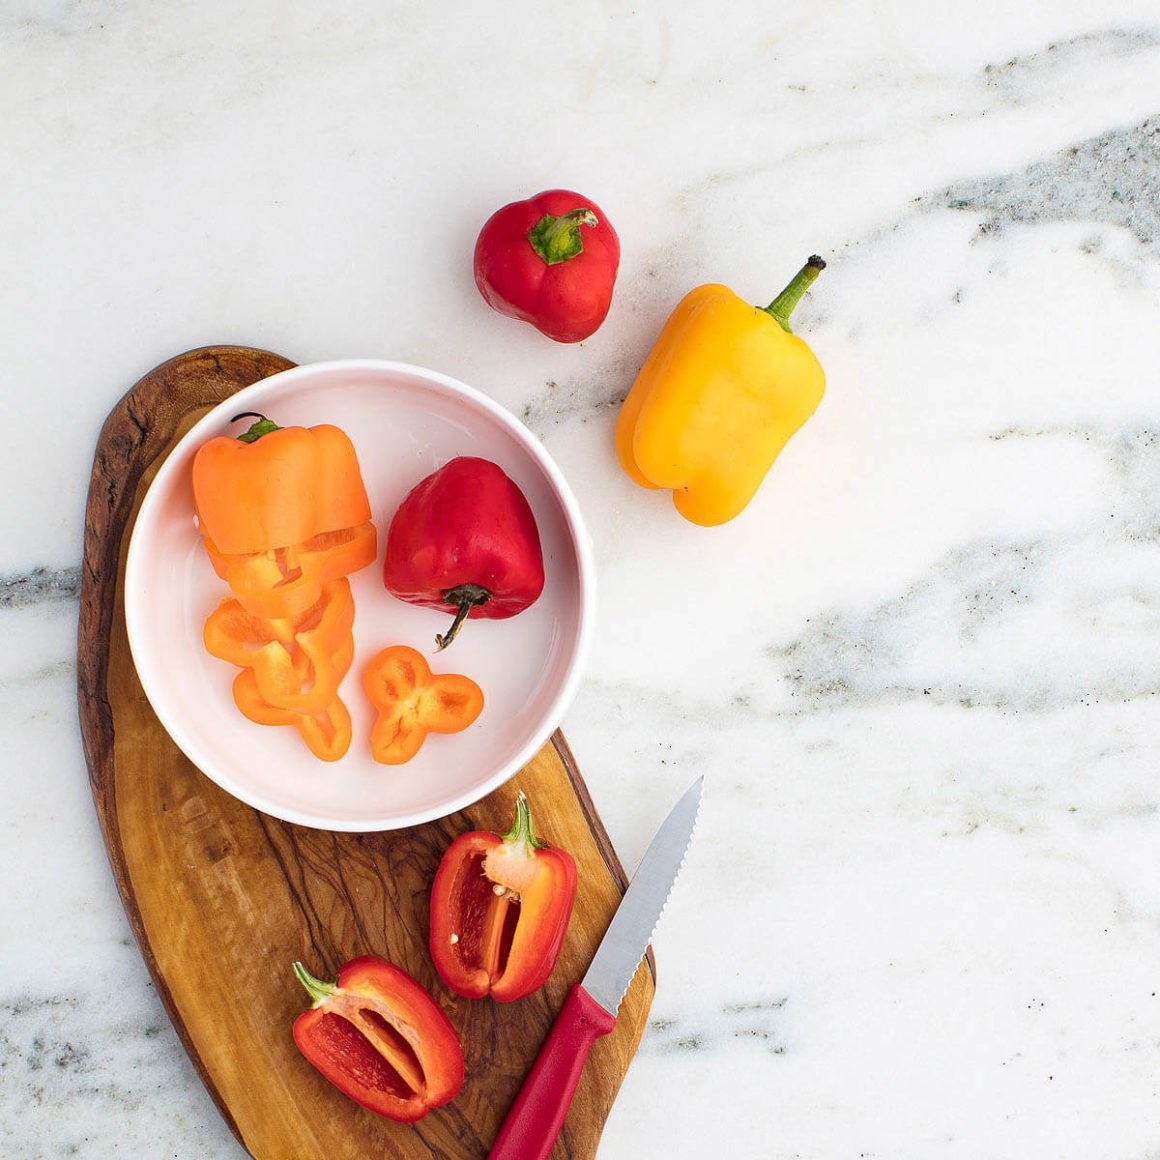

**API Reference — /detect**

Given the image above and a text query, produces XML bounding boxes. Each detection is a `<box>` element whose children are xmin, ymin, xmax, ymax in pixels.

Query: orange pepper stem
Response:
<box><xmin>292</xmin><ymin>961</ymin><xmax>338</xmax><ymax>1007</ymax></box>
<box><xmin>763</xmin><ymin>254</ymin><xmax>826</xmax><ymax>334</ymax></box>
<box><xmin>501</xmin><ymin>792</ymin><xmax>548</xmax><ymax>852</ymax></box>
<box><xmin>526</xmin><ymin>208</ymin><xmax>598</xmax><ymax>266</ymax></box>
<box><xmin>230</xmin><ymin>411</ymin><xmax>283</xmax><ymax>443</ymax></box>
<box><xmin>435</xmin><ymin>583</ymin><xmax>492</xmax><ymax>651</ymax></box>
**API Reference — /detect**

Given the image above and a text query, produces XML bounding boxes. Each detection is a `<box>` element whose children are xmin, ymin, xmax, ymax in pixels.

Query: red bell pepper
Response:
<box><xmin>473</xmin><ymin>189</ymin><xmax>620</xmax><ymax>343</ymax></box>
<box><xmin>429</xmin><ymin>794</ymin><xmax>576</xmax><ymax>1003</ymax></box>
<box><xmin>291</xmin><ymin>956</ymin><xmax>464</xmax><ymax>1123</ymax></box>
<box><xmin>383</xmin><ymin>457</ymin><xmax>545</xmax><ymax>650</ymax></box>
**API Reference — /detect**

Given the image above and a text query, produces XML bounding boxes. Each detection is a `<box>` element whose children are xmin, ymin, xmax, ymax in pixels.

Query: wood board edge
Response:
<box><xmin>78</xmin><ymin>346</ymin><xmax>301</xmax><ymax>1150</ymax></box>
<box><xmin>76</xmin><ymin>345</ymin><xmax>654</xmax><ymax>1159</ymax></box>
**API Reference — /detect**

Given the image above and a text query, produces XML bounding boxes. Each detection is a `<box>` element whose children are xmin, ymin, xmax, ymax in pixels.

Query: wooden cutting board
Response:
<box><xmin>76</xmin><ymin>346</ymin><xmax>653</xmax><ymax>1160</ymax></box>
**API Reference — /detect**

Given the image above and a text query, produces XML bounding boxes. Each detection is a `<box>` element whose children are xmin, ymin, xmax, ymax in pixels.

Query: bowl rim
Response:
<box><xmin>124</xmin><ymin>357</ymin><xmax>596</xmax><ymax>831</ymax></box>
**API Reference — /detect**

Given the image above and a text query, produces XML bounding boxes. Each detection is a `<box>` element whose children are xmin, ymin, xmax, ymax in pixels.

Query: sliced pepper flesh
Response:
<box><xmin>205</xmin><ymin>521</ymin><xmax>377</xmax><ymax>621</ymax></box>
<box><xmin>204</xmin><ymin>579</ymin><xmax>355</xmax><ymax>714</ymax></box>
<box><xmin>232</xmin><ymin>670</ymin><xmax>353</xmax><ymax>762</ymax></box>
<box><xmin>429</xmin><ymin>794</ymin><xmax>576</xmax><ymax>1001</ymax></box>
<box><xmin>192</xmin><ymin>416</ymin><xmax>376</xmax><ymax>761</ymax></box>
<box><xmin>362</xmin><ymin>645</ymin><xmax>484</xmax><ymax>765</ymax></box>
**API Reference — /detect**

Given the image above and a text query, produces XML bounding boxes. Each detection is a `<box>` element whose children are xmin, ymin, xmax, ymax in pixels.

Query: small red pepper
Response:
<box><xmin>429</xmin><ymin>794</ymin><xmax>576</xmax><ymax>1003</ymax></box>
<box><xmin>473</xmin><ymin>189</ymin><xmax>620</xmax><ymax>343</ymax></box>
<box><xmin>383</xmin><ymin>457</ymin><xmax>545</xmax><ymax>650</ymax></box>
<box><xmin>291</xmin><ymin>956</ymin><xmax>464</xmax><ymax>1123</ymax></box>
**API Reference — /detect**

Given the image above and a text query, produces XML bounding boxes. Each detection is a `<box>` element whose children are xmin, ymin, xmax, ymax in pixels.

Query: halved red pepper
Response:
<box><xmin>429</xmin><ymin>794</ymin><xmax>576</xmax><ymax>1002</ymax></box>
<box><xmin>291</xmin><ymin>956</ymin><xmax>464</xmax><ymax>1123</ymax></box>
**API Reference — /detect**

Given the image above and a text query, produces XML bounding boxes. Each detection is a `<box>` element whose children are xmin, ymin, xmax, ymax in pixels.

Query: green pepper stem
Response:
<box><xmin>292</xmin><ymin>961</ymin><xmax>338</xmax><ymax>1007</ymax></box>
<box><xmin>231</xmin><ymin>412</ymin><xmax>282</xmax><ymax>443</ymax></box>
<box><xmin>435</xmin><ymin>583</ymin><xmax>492</xmax><ymax>651</ymax></box>
<box><xmin>526</xmin><ymin>208</ymin><xmax>599</xmax><ymax>266</ymax></box>
<box><xmin>763</xmin><ymin>255</ymin><xmax>826</xmax><ymax>334</ymax></box>
<box><xmin>502</xmin><ymin>791</ymin><xmax>548</xmax><ymax>851</ymax></box>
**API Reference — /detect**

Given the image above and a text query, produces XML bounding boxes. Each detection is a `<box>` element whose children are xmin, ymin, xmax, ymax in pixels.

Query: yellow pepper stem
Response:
<box><xmin>763</xmin><ymin>255</ymin><xmax>826</xmax><ymax>334</ymax></box>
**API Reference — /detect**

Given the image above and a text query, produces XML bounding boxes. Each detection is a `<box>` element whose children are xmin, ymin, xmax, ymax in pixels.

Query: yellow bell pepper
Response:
<box><xmin>614</xmin><ymin>256</ymin><xmax>826</xmax><ymax>526</ymax></box>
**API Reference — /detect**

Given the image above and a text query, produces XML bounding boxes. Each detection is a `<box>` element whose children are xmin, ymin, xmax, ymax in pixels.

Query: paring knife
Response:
<box><xmin>487</xmin><ymin>776</ymin><xmax>704</xmax><ymax>1160</ymax></box>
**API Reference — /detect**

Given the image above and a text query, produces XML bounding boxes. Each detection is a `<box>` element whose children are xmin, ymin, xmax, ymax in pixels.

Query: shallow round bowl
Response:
<box><xmin>124</xmin><ymin>360</ymin><xmax>595</xmax><ymax>831</ymax></box>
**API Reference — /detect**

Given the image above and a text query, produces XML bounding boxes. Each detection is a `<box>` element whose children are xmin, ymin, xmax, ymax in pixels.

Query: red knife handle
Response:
<box><xmin>487</xmin><ymin>983</ymin><xmax>617</xmax><ymax>1160</ymax></box>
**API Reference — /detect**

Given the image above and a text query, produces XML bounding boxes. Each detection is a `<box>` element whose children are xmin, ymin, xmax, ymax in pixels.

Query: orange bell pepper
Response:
<box><xmin>362</xmin><ymin>645</ymin><xmax>484</xmax><ymax>765</ymax></box>
<box><xmin>192</xmin><ymin>414</ymin><xmax>372</xmax><ymax>556</ymax></box>
<box><xmin>204</xmin><ymin>579</ymin><xmax>355</xmax><ymax>714</ymax></box>
<box><xmin>204</xmin><ymin>522</ymin><xmax>377</xmax><ymax>621</ymax></box>
<box><xmin>232</xmin><ymin>670</ymin><xmax>353</xmax><ymax>762</ymax></box>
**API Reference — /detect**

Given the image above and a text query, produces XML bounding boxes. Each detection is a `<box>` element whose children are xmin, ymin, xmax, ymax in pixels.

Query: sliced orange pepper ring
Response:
<box><xmin>232</xmin><ymin>669</ymin><xmax>353</xmax><ymax>763</ymax></box>
<box><xmin>203</xmin><ymin>578</ymin><xmax>353</xmax><ymax>664</ymax></box>
<box><xmin>246</xmin><ymin>632</ymin><xmax>356</xmax><ymax>716</ymax></box>
<box><xmin>205</xmin><ymin>522</ymin><xmax>377</xmax><ymax>621</ymax></box>
<box><xmin>362</xmin><ymin>645</ymin><xmax>484</xmax><ymax>765</ymax></box>
<box><xmin>203</xmin><ymin>579</ymin><xmax>355</xmax><ymax>714</ymax></box>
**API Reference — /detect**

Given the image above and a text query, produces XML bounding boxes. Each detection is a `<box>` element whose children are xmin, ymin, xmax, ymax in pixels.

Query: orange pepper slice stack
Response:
<box><xmin>202</xmin><ymin>579</ymin><xmax>356</xmax><ymax>759</ymax></box>
<box><xmin>362</xmin><ymin>645</ymin><xmax>484</xmax><ymax>765</ymax></box>
<box><xmin>193</xmin><ymin>415</ymin><xmax>376</xmax><ymax>760</ymax></box>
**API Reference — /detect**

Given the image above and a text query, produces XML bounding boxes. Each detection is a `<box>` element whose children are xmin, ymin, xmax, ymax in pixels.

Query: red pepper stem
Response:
<box><xmin>502</xmin><ymin>791</ymin><xmax>548</xmax><ymax>852</ymax></box>
<box><xmin>435</xmin><ymin>583</ymin><xmax>492</xmax><ymax>651</ymax></box>
<box><xmin>526</xmin><ymin>209</ymin><xmax>599</xmax><ymax>266</ymax></box>
<box><xmin>763</xmin><ymin>255</ymin><xmax>826</xmax><ymax>334</ymax></box>
<box><xmin>292</xmin><ymin>961</ymin><xmax>339</xmax><ymax>1007</ymax></box>
<box><xmin>231</xmin><ymin>412</ymin><xmax>282</xmax><ymax>443</ymax></box>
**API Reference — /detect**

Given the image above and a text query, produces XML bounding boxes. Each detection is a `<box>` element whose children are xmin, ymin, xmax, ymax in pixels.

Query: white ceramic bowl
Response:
<box><xmin>124</xmin><ymin>360</ymin><xmax>595</xmax><ymax>831</ymax></box>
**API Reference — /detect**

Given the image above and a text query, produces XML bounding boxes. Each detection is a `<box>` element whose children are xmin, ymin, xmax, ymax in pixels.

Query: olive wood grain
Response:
<box><xmin>77</xmin><ymin>346</ymin><xmax>654</xmax><ymax>1160</ymax></box>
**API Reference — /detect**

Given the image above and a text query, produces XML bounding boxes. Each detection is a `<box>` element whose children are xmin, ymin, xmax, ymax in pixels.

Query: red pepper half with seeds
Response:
<box><xmin>383</xmin><ymin>457</ymin><xmax>545</xmax><ymax>651</ymax></box>
<box><xmin>429</xmin><ymin>794</ymin><xmax>576</xmax><ymax>1003</ymax></box>
<box><xmin>473</xmin><ymin>188</ymin><xmax>620</xmax><ymax>343</ymax></box>
<box><xmin>291</xmin><ymin>956</ymin><xmax>464</xmax><ymax>1122</ymax></box>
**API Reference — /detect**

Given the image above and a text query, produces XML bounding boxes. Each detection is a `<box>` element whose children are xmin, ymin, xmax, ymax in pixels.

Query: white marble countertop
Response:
<box><xmin>5</xmin><ymin>2</ymin><xmax>1160</xmax><ymax>1157</ymax></box>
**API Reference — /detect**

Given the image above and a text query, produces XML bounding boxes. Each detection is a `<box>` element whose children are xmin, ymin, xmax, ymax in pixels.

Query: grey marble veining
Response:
<box><xmin>942</xmin><ymin>114</ymin><xmax>1160</xmax><ymax>244</ymax></box>
<box><xmin>1</xmin><ymin>977</ymin><xmax>239</xmax><ymax>1158</ymax></box>
<box><xmin>0</xmin><ymin>568</ymin><xmax>81</xmax><ymax>609</ymax></box>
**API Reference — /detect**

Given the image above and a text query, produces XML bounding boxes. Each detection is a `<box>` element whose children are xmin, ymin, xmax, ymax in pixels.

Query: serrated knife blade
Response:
<box><xmin>580</xmin><ymin>774</ymin><xmax>703</xmax><ymax>1016</ymax></box>
<box><xmin>487</xmin><ymin>777</ymin><xmax>703</xmax><ymax>1160</ymax></box>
